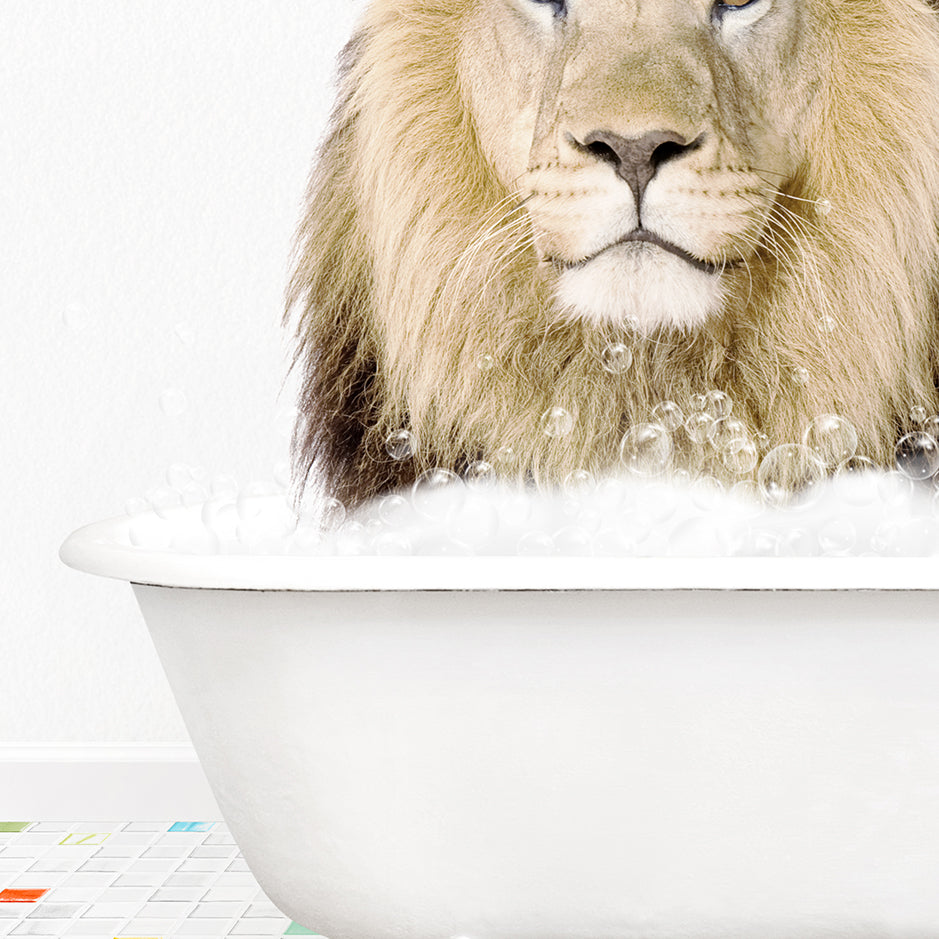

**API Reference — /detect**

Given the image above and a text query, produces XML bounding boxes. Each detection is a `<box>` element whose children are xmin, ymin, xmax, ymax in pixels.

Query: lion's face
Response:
<box><xmin>289</xmin><ymin>0</ymin><xmax>939</xmax><ymax>507</ymax></box>
<box><xmin>459</xmin><ymin>0</ymin><xmax>818</xmax><ymax>332</ymax></box>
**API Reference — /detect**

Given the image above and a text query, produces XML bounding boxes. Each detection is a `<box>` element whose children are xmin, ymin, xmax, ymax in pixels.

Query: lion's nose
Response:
<box><xmin>576</xmin><ymin>129</ymin><xmax>703</xmax><ymax>207</ymax></box>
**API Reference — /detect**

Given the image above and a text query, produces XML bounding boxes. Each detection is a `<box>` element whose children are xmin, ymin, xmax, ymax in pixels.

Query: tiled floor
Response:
<box><xmin>0</xmin><ymin>822</ymin><xmax>319</xmax><ymax>938</ymax></box>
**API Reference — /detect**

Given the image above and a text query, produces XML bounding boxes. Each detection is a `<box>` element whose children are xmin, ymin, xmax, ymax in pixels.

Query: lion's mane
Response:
<box><xmin>287</xmin><ymin>0</ymin><xmax>939</xmax><ymax>507</ymax></box>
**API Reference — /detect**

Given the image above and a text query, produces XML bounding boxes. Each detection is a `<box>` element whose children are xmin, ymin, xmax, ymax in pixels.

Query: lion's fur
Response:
<box><xmin>287</xmin><ymin>0</ymin><xmax>939</xmax><ymax>507</ymax></box>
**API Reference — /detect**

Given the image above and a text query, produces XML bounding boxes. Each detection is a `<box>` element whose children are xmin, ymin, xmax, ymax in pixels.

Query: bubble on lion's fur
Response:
<box><xmin>620</xmin><ymin>423</ymin><xmax>673</xmax><ymax>477</ymax></box>
<box><xmin>651</xmin><ymin>400</ymin><xmax>685</xmax><ymax>432</ymax></box>
<box><xmin>600</xmin><ymin>343</ymin><xmax>633</xmax><ymax>374</ymax></box>
<box><xmin>803</xmin><ymin>414</ymin><xmax>859</xmax><ymax>468</ymax></box>
<box><xmin>757</xmin><ymin>444</ymin><xmax>825</xmax><ymax>507</ymax></box>
<box><xmin>385</xmin><ymin>429</ymin><xmax>415</xmax><ymax>461</ymax></box>
<box><xmin>895</xmin><ymin>432</ymin><xmax>939</xmax><ymax>480</ymax></box>
<box><xmin>540</xmin><ymin>407</ymin><xmax>575</xmax><ymax>438</ymax></box>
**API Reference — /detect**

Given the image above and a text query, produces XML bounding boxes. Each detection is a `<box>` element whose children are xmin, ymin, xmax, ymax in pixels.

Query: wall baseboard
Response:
<box><xmin>0</xmin><ymin>744</ymin><xmax>221</xmax><ymax>821</ymax></box>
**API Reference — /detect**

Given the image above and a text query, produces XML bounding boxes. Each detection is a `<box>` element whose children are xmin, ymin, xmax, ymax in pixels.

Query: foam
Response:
<box><xmin>124</xmin><ymin>467</ymin><xmax>939</xmax><ymax>557</ymax></box>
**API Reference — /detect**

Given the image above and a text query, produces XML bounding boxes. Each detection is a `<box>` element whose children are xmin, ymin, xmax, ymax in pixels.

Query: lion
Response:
<box><xmin>286</xmin><ymin>0</ymin><xmax>939</xmax><ymax>509</ymax></box>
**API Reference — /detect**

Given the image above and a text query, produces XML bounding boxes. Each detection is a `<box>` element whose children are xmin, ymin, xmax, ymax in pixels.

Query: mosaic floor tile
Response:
<box><xmin>0</xmin><ymin>823</ymin><xmax>320</xmax><ymax>938</ymax></box>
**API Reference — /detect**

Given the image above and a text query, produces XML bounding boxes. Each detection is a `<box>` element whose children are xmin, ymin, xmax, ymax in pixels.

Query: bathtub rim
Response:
<box><xmin>60</xmin><ymin>511</ymin><xmax>939</xmax><ymax>592</ymax></box>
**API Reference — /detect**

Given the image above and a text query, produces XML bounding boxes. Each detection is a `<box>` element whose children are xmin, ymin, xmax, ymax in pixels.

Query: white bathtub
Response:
<box><xmin>61</xmin><ymin>505</ymin><xmax>939</xmax><ymax>939</ymax></box>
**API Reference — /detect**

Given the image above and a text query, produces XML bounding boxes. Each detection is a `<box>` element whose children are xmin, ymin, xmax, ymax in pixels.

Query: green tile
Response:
<box><xmin>284</xmin><ymin>925</ymin><xmax>318</xmax><ymax>936</ymax></box>
<box><xmin>0</xmin><ymin>822</ymin><xmax>30</xmax><ymax>832</ymax></box>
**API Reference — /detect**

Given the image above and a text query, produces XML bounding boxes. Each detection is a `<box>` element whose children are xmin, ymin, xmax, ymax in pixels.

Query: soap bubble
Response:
<box><xmin>802</xmin><ymin>414</ymin><xmax>858</xmax><ymax>468</ymax></box>
<box><xmin>791</xmin><ymin>366</ymin><xmax>811</xmax><ymax>386</ymax></box>
<box><xmin>778</xmin><ymin>527</ymin><xmax>818</xmax><ymax>557</ymax></box>
<box><xmin>707</xmin><ymin>417</ymin><xmax>748</xmax><ymax>452</ymax></box>
<box><xmin>910</xmin><ymin>405</ymin><xmax>928</xmax><ymax>425</ymax></box>
<box><xmin>877</xmin><ymin>471</ymin><xmax>914</xmax><ymax>506</ymax></box>
<box><xmin>334</xmin><ymin>521</ymin><xmax>366</xmax><ymax>556</ymax></box>
<box><xmin>721</xmin><ymin>437</ymin><xmax>760</xmax><ymax>475</ymax></box>
<box><xmin>621</xmin><ymin>314</ymin><xmax>642</xmax><ymax>333</ymax></box>
<box><xmin>816</xmin><ymin>198</ymin><xmax>832</xmax><ymax>216</ymax></box>
<box><xmin>124</xmin><ymin>497</ymin><xmax>149</xmax><ymax>517</ymax></box>
<box><xmin>922</xmin><ymin>415</ymin><xmax>939</xmax><ymax>439</ymax></box>
<box><xmin>147</xmin><ymin>485</ymin><xmax>180</xmax><ymax>519</ymax></box>
<box><xmin>690</xmin><ymin>476</ymin><xmax>725</xmax><ymax>511</ymax></box>
<box><xmin>476</xmin><ymin>353</ymin><xmax>495</xmax><ymax>372</ymax></box>
<box><xmin>292</xmin><ymin>522</ymin><xmax>326</xmax><ymax>555</ymax></box>
<box><xmin>179</xmin><ymin>483</ymin><xmax>206</xmax><ymax>507</ymax></box>
<box><xmin>704</xmin><ymin>390</ymin><xmax>733</xmax><ymax>421</ymax></box>
<box><xmin>464</xmin><ymin>460</ymin><xmax>496</xmax><ymax>486</ymax></box>
<box><xmin>895</xmin><ymin>432</ymin><xmax>939</xmax><ymax>480</ymax></box>
<box><xmin>683</xmin><ymin>412</ymin><xmax>714</xmax><ymax>444</ymax></box>
<box><xmin>818</xmin><ymin>518</ymin><xmax>856</xmax><ymax>555</ymax></box>
<box><xmin>689</xmin><ymin>393</ymin><xmax>708</xmax><ymax>413</ymax></box>
<box><xmin>412</xmin><ymin>468</ymin><xmax>464</xmax><ymax>519</ymax></box>
<box><xmin>563</xmin><ymin>469</ymin><xmax>596</xmax><ymax>496</ymax></box>
<box><xmin>385</xmin><ymin>429</ymin><xmax>414</xmax><ymax>461</ymax></box>
<box><xmin>873</xmin><ymin>518</ymin><xmax>939</xmax><ymax>556</ymax></box>
<box><xmin>447</xmin><ymin>492</ymin><xmax>500</xmax><ymax>546</ymax></box>
<box><xmin>237</xmin><ymin>482</ymin><xmax>275</xmax><ymax>522</ymax></box>
<box><xmin>210</xmin><ymin>474</ymin><xmax>239</xmax><ymax>499</ymax></box>
<box><xmin>517</xmin><ymin>531</ymin><xmax>555</xmax><ymax>555</ymax></box>
<box><xmin>594</xmin><ymin>528</ymin><xmax>640</xmax><ymax>555</ymax></box>
<box><xmin>668</xmin><ymin>516</ymin><xmax>737</xmax><ymax>557</ymax></box>
<box><xmin>620</xmin><ymin>423</ymin><xmax>673</xmax><ymax>476</ymax></box>
<box><xmin>600</xmin><ymin>343</ymin><xmax>633</xmax><ymax>374</ymax></box>
<box><xmin>633</xmin><ymin>481</ymin><xmax>679</xmax><ymax>524</ymax></box>
<box><xmin>730</xmin><ymin>479</ymin><xmax>762</xmax><ymax>508</ymax></box>
<box><xmin>159</xmin><ymin>388</ymin><xmax>188</xmax><ymax>417</ymax></box>
<box><xmin>378</xmin><ymin>494</ymin><xmax>410</xmax><ymax>527</ymax></box>
<box><xmin>757</xmin><ymin>444</ymin><xmax>824</xmax><ymax>507</ymax></box>
<box><xmin>835</xmin><ymin>456</ymin><xmax>879</xmax><ymax>505</ymax></box>
<box><xmin>651</xmin><ymin>400</ymin><xmax>685</xmax><ymax>432</ymax></box>
<box><xmin>491</xmin><ymin>446</ymin><xmax>518</xmax><ymax>470</ymax></box>
<box><xmin>818</xmin><ymin>314</ymin><xmax>837</xmax><ymax>334</ymax></box>
<box><xmin>129</xmin><ymin>515</ymin><xmax>172</xmax><ymax>550</ymax></box>
<box><xmin>322</xmin><ymin>496</ymin><xmax>347</xmax><ymax>529</ymax></box>
<box><xmin>553</xmin><ymin>526</ymin><xmax>594</xmax><ymax>555</ymax></box>
<box><xmin>373</xmin><ymin>532</ymin><xmax>413</xmax><ymax>556</ymax></box>
<box><xmin>541</xmin><ymin>407</ymin><xmax>575</xmax><ymax>438</ymax></box>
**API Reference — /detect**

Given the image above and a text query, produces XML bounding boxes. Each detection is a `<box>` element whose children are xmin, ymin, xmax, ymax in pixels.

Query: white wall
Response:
<box><xmin>3</xmin><ymin>1</ymin><xmax>365</xmax><ymax>741</ymax></box>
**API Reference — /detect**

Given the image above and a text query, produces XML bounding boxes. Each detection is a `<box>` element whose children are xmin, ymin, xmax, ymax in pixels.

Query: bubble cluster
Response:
<box><xmin>118</xmin><ymin>393</ymin><xmax>939</xmax><ymax>558</ymax></box>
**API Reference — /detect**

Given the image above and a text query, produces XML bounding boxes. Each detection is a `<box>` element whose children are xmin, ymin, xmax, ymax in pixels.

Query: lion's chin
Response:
<box><xmin>554</xmin><ymin>246</ymin><xmax>726</xmax><ymax>333</ymax></box>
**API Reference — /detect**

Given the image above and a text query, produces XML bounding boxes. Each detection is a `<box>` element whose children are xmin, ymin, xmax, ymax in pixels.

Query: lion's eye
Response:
<box><xmin>529</xmin><ymin>0</ymin><xmax>567</xmax><ymax>17</ymax></box>
<box><xmin>714</xmin><ymin>0</ymin><xmax>760</xmax><ymax>11</ymax></box>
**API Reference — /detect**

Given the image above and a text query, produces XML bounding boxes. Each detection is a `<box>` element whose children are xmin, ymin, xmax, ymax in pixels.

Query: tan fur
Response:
<box><xmin>287</xmin><ymin>0</ymin><xmax>939</xmax><ymax>506</ymax></box>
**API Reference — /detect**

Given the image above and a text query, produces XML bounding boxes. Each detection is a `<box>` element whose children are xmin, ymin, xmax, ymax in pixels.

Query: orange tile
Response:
<box><xmin>0</xmin><ymin>888</ymin><xmax>48</xmax><ymax>902</ymax></box>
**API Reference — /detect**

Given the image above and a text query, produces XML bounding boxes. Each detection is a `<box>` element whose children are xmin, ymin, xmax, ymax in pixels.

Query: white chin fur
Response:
<box><xmin>554</xmin><ymin>244</ymin><xmax>725</xmax><ymax>332</ymax></box>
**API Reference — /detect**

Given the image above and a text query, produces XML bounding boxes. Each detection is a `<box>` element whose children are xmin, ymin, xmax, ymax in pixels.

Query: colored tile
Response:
<box><xmin>0</xmin><ymin>826</ymin><xmax>29</xmax><ymax>835</ymax></box>
<box><xmin>284</xmin><ymin>925</ymin><xmax>319</xmax><ymax>936</ymax></box>
<box><xmin>59</xmin><ymin>834</ymin><xmax>110</xmax><ymax>847</ymax></box>
<box><xmin>168</xmin><ymin>823</ymin><xmax>214</xmax><ymax>833</ymax></box>
<box><xmin>0</xmin><ymin>891</ymin><xmax>47</xmax><ymax>904</ymax></box>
